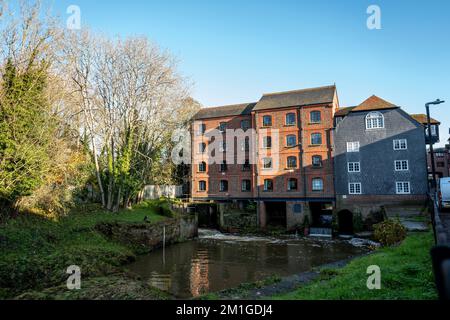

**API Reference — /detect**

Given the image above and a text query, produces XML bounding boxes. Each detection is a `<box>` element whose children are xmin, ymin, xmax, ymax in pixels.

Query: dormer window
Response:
<box><xmin>366</xmin><ymin>112</ymin><xmax>384</xmax><ymax>129</ymax></box>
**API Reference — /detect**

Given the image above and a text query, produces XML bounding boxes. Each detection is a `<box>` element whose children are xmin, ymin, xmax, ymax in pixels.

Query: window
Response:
<box><xmin>286</xmin><ymin>135</ymin><xmax>297</xmax><ymax>147</ymax></box>
<box><xmin>242</xmin><ymin>159</ymin><xmax>251</xmax><ymax>171</ymax></box>
<box><xmin>310</xmin><ymin>111</ymin><xmax>321</xmax><ymax>123</ymax></box>
<box><xmin>437</xmin><ymin>162</ymin><xmax>445</xmax><ymax>168</ymax></box>
<box><xmin>288</xmin><ymin>178</ymin><xmax>298</xmax><ymax>191</ymax></box>
<box><xmin>241</xmin><ymin>120</ymin><xmax>250</xmax><ymax>131</ymax></box>
<box><xmin>286</xmin><ymin>113</ymin><xmax>296</xmax><ymax>126</ymax></box>
<box><xmin>393</xmin><ymin>139</ymin><xmax>408</xmax><ymax>150</ymax></box>
<box><xmin>396</xmin><ymin>182</ymin><xmax>411</xmax><ymax>194</ymax></box>
<box><xmin>264</xmin><ymin>179</ymin><xmax>273</xmax><ymax>192</ymax></box>
<box><xmin>197</xmin><ymin>124</ymin><xmax>206</xmax><ymax>136</ymax></box>
<box><xmin>263</xmin><ymin>157</ymin><xmax>273</xmax><ymax>169</ymax></box>
<box><xmin>220</xmin><ymin>161</ymin><xmax>228</xmax><ymax>172</ymax></box>
<box><xmin>199</xmin><ymin>181</ymin><xmax>206</xmax><ymax>191</ymax></box>
<box><xmin>311</xmin><ymin>133</ymin><xmax>322</xmax><ymax>145</ymax></box>
<box><xmin>262</xmin><ymin>136</ymin><xmax>272</xmax><ymax>149</ymax></box>
<box><xmin>349</xmin><ymin>183</ymin><xmax>362</xmax><ymax>194</ymax></box>
<box><xmin>198</xmin><ymin>143</ymin><xmax>206</xmax><ymax>154</ymax></box>
<box><xmin>347</xmin><ymin>141</ymin><xmax>360</xmax><ymax>152</ymax></box>
<box><xmin>287</xmin><ymin>156</ymin><xmax>297</xmax><ymax>169</ymax></box>
<box><xmin>366</xmin><ymin>112</ymin><xmax>384</xmax><ymax>129</ymax></box>
<box><xmin>348</xmin><ymin>162</ymin><xmax>361</xmax><ymax>172</ymax></box>
<box><xmin>312</xmin><ymin>178</ymin><xmax>324</xmax><ymax>191</ymax></box>
<box><xmin>219</xmin><ymin>142</ymin><xmax>227</xmax><ymax>152</ymax></box>
<box><xmin>219</xmin><ymin>122</ymin><xmax>227</xmax><ymax>132</ymax></box>
<box><xmin>220</xmin><ymin>180</ymin><xmax>229</xmax><ymax>192</ymax></box>
<box><xmin>263</xmin><ymin>115</ymin><xmax>272</xmax><ymax>127</ymax></box>
<box><xmin>198</xmin><ymin>162</ymin><xmax>206</xmax><ymax>172</ymax></box>
<box><xmin>241</xmin><ymin>180</ymin><xmax>251</xmax><ymax>192</ymax></box>
<box><xmin>312</xmin><ymin>155</ymin><xmax>323</xmax><ymax>168</ymax></box>
<box><xmin>395</xmin><ymin>160</ymin><xmax>409</xmax><ymax>171</ymax></box>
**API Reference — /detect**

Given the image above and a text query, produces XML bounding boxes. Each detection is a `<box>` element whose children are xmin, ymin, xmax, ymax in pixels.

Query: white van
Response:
<box><xmin>439</xmin><ymin>177</ymin><xmax>450</xmax><ymax>209</ymax></box>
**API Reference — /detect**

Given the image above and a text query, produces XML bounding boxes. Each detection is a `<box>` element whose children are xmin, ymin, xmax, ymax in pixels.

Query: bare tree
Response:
<box><xmin>62</xmin><ymin>32</ymin><xmax>198</xmax><ymax>211</ymax></box>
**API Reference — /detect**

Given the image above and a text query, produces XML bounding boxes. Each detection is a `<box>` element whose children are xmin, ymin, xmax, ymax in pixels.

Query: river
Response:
<box><xmin>126</xmin><ymin>229</ymin><xmax>367</xmax><ymax>298</ymax></box>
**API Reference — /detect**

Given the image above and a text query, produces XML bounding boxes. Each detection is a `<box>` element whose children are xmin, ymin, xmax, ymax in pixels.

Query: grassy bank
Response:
<box><xmin>0</xmin><ymin>201</ymin><xmax>170</xmax><ymax>299</ymax></box>
<box><xmin>273</xmin><ymin>232</ymin><xmax>437</xmax><ymax>300</ymax></box>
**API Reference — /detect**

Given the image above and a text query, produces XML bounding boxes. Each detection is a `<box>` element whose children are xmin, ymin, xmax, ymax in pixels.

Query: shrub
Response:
<box><xmin>373</xmin><ymin>219</ymin><xmax>407</xmax><ymax>246</ymax></box>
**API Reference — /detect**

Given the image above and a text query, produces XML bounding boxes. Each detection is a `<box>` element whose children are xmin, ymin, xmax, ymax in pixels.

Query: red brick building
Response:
<box><xmin>191</xmin><ymin>85</ymin><xmax>339</xmax><ymax>230</ymax></box>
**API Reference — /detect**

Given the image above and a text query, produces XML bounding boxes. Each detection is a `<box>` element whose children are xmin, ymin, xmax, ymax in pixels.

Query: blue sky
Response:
<box><xmin>45</xmin><ymin>0</ymin><xmax>449</xmax><ymax>145</ymax></box>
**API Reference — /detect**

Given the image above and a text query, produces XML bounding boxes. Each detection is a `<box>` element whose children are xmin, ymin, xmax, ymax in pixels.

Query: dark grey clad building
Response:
<box><xmin>333</xmin><ymin>95</ymin><xmax>431</xmax><ymax>232</ymax></box>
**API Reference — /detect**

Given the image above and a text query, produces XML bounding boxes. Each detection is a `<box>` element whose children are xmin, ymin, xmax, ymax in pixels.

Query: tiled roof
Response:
<box><xmin>334</xmin><ymin>106</ymin><xmax>356</xmax><ymax>117</ymax></box>
<box><xmin>351</xmin><ymin>95</ymin><xmax>398</xmax><ymax>112</ymax></box>
<box><xmin>410</xmin><ymin>114</ymin><xmax>441</xmax><ymax>125</ymax></box>
<box><xmin>193</xmin><ymin>102</ymin><xmax>256</xmax><ymax>120</ymax></box>
<box><xmin>252</xmin><ymin>85</ymin><xmax>336</xmax><ymax>111</ymax></box>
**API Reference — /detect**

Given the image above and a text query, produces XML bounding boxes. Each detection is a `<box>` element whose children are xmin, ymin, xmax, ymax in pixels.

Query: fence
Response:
<box><xmin>142</xmin><ymin>185</ymin><xmax>183</xmax><ymax>200</ymax></box>
<box><xmin>429</xmin><ymin>191</ymin><xmax>450</xmax><ymax>300</ymax></box>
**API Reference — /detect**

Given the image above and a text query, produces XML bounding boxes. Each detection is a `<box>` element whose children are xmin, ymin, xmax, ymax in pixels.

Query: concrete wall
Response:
<box><xmin>143</xmin><ymin>185</ymin><xmax>183</xmax><ymax>199</ymax></box>
<box><xmin>95</xmin><ymin>214</ymin><xmax>198</xmax><ymax>253</ymax></box>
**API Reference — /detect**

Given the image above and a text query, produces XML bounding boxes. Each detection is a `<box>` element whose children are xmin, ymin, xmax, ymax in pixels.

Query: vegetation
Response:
<box><xmin>272</xmin><ymin>232</ymin><xmax>437</xmax><ymax>300</ymax></box>
<box><xmin>0</xmin><ymin>200</ymin><xmax>169</xmax><ymax>299</ymax></box>
<box><xmin>373</xmin><ymin>219</ymin><xmax>407</xmax><ymax>246</ymax></box>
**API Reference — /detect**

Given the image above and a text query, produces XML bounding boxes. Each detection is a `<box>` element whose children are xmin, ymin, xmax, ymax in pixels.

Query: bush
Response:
<box><xmin>373</xmin><ymin>219</ymin><xmax>407</xmax><ymax>246</ymax></box>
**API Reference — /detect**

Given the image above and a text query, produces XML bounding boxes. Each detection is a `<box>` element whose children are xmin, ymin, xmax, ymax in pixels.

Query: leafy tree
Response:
<box><xmin>0</xmin><ymin>59</ymin><xmax>55</xmax><ymax>217</ymax></box>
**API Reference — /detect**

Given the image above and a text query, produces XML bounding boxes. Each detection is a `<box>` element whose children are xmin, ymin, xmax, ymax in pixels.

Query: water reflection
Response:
<box><xmin>126</xmin><ymin>229</ymin><xmax>367</xmax><ymax>298</ymax></box>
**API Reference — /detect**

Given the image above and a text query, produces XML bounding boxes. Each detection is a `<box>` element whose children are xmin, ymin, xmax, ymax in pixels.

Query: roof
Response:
<box><xmin>410</xmin><ymin>114</ymin><xmax>441</xmax><ymax>125</ymax></box>
<box><xmin>334</xmin><ymin>106</ymin><xmax>356</xmax><ymax>117</ymax></box>
<box><xmin>252</xmin><ymin>85</ymin><xmax>336</xmax><ymax>111</ymax></box>
<box><xmin>351</xmin><ymin>95</ymin><xmax>398</xmax><ymax>112</ymax></box>
<box><xmin>193</xmin><ymin>102</ymin><xmax>256</xmax><ymax>120</ymax></box>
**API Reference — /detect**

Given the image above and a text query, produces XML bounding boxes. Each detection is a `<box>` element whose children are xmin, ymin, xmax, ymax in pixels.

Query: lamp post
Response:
<box><xmin>426</xmin><ymin>99</ymin><xmax>445</xmax><ymax>190</ymax></box>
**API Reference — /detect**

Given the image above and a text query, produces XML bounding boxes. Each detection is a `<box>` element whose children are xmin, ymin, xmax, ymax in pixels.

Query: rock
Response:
<box><xmin>349</xmin><ymin>237</ymin><xmax>380</xmax><ymax>248</ymax></box>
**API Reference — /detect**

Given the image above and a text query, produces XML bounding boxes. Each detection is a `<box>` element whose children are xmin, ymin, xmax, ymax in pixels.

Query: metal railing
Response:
<box><xmin>429</xmin><ymin>191</ymin><xmax>450</xmax><ymax>300</ymax></box>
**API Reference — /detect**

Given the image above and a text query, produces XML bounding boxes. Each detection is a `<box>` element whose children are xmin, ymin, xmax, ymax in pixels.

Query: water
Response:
<box><xmin>126</xmin><ymin>229</ymin><xmax>367</xmax><ymax>298</ymax></box>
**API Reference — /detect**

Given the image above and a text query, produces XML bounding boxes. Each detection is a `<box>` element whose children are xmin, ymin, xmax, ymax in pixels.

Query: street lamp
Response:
<box><xmin>426</xmin><ymin>99</ymin><xmax>445</xmax><ymax>190</ymax></box>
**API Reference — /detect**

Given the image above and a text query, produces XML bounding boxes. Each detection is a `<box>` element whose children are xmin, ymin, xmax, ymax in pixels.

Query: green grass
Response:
<box><xmin>0</xmin><ymin>201</ymin><xmax>169</xmax><ymax>299</ymax></box>
<box><xmin>272</xmin><ymin>232</ymin><xmax>437</xmax><ymax>300</ymax></box>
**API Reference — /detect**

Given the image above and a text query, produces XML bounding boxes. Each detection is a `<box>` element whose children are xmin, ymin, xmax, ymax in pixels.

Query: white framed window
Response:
<box><xmin>347</xmin><ymin>141</ymin><xmax>360</xmax><ymax>152</ymax></box>
<box><xmin>393</xmin><ymin>139</ymin><xmax>408</xmax><ymax>150</ymax></box>
<box><xmin>366</xmin><ymin>112</ymin><xmax>384</xmax><ymax>129</ymax></box>
<box><xmin>396</xmin><ymin>182</ymin><xmax>411</xmax><ymax>194</ymax></box>
<box><xmin>395</xmin><ymin>160</ymin><xmax>409</xmax><ymax>171</ymax></box>
<box><xmin>349</xmin><ymin>183</ymin><xmax>362</xmax><ymax>195</ymax></box>
<box><xmin>348</xmin><ymin>162</ymin><xmax>361</xmax><ymax>172</ymax></box>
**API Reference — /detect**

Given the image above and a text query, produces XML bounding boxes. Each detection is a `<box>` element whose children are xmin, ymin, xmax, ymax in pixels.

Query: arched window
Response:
<box><xmin>311</xmin><ymin>133</ymin><xmax>322</xmax><ymax>145</ymax></box>
<box><xmin>287</xmin><ymin>156</ymin><xmax>297</xmax><ymax>169</ymax></box>
<box><xmin>198</xmin><ymin>162</ymin><xmax>207</xmax><ymax>172</ymax></box>
<box><xmin>312</xmin><ymin>178</ymin><xmax>324</xmax><ymax>191</ymax></box>
<box><xmin>366</xmin><ymin>112</ymin><xmax>384</xmax><ymax>129</ymax></box>
<box><xmin>287</xmin><ymin>178</ymin><xmax>298</xmax><ymax>191</ymax></box>
<box><xmin>220</xmin><ymin>180</ymin><xmax>229</xmax><ymax>192</ymax></box>
<box><xmin>264</xmin><ymin>179</ymin><xmax>274</xmax><ymax>192</ymax></box>
<box><xmin>263</xmin><ymin>136</ymin><xmax>272</xmax><ymax>148</ymax></box>
<box><xmin>263</xmin><ymin>115</ymin><xmax>272</xmax><ymax>127</ymax></box>
<box><xmin>286</xmin><ymin>135</ymin><xmax>297</xmax><ymax>147</ymax></box>
<box><xmin>312</xmin><ymin>155</ymin><xmax>323</xmax><ymax>168</ymax></box>
<box><xmin>199</xmin><ymin>181</ymin><xmax>207</xmax><ymax>191</ymax></box>
<box><xmin>310</xmin><ymin>111</ymin><xmax>321</xmax><ymax>123</ymax></box>
<box><xmin>286</xmin><ymin>113</ymin><xmax>296</xmax><ymax>126</ymax></box>
<box><xmin>198</xmin><ymin>143</ymin><xmax>206</xmax><ymax>154</ymax></box>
